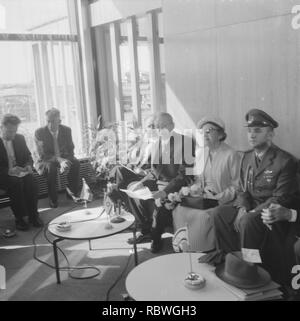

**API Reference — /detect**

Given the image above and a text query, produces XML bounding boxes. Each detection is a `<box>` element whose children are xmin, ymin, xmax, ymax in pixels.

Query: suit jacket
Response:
<box><xmin>0</xmin><ymin>134</ymin><xmax>33</xmax><ymax>180</ymax></box>
<box><xmin>152</xmin><ymin>131</ymin><xmax>195</xmax><ymax>194</ymax></box>
<box><xmin>35</xmin><ymin>125</ymin><xmax>75</xmax><ymax>161</ymax></box>
<box><xmin>234</xmin><ymin>144</ymin><xmax>298</xmax><ymax>212</ymax></box>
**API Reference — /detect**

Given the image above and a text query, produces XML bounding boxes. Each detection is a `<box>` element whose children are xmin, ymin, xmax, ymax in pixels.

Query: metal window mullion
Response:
<box><xmin>38</xmin><ymin>43</ymin><xmax>49</xmax><ymax>110</ymax></box>
<box><xmin>70</xmin><ymin>41</ymin><xmax>84</xmax><ymax>155</ymax></box>
<box><xmin>50</xmin><ymin>42</ymin><xmax>59</xmax><ymax>107</ymax></box>
<box><xmin>0</xmin><ymin>33</ymin><xmax>77</xmax><ymax>42</ymax></box>
<box><xmin>147</xmin><ymin>11</ymin><xmax>162</xmax><ymax>112</ymax></box>
<box><xmin>60</xmin><ymin>42</ymin><xmax>71</xmax><ymax>126</ymax></box>
<box><xmin>32</xmin><ymin>43</ymin><xmax>46</xmax><ymax>126</ymax></box>
<box><xmin>71</xmin><ymin>42</ymin><xmax>84</xmax><ymax>129</ymax></box>
<box><xmin>127</xmin><ymin>16</ymin><xmax>142</xmax><ymax>125</ymax></box>
<box><xmin>109</xmin><ymin>22</ymin><xmax>124</xmax><ymax>121</ymax></box>
<box><xmin>41</xmin><ymin>42</ymin><xmax>53</xmax><ymax>107</ymax></box>
<box><xmin>105</xmin><ymin>26</ymin><xmax>117</xmax><ymax>122</ymax></box>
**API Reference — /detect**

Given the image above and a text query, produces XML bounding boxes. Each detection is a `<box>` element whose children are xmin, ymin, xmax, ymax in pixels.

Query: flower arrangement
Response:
<box><xmin>154</xmin><ymin>184</ymin><xmax>203</xmax><ymax>210</ymax></box>
<box><xmin>88</xmin><ymin>116</ymin><xmax>143</xmax><ymax>182</ymax></box>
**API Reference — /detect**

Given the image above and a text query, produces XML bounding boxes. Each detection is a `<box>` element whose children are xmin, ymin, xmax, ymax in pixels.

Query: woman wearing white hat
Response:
<box><xmin>172</xmin><ymin>116</ymin><xmax>240</xmax><ymax>252</ymax></box>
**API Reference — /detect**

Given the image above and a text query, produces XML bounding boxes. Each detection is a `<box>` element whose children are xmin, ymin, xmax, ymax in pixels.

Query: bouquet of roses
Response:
<box><xmin>154</xmin><ymin>184</ymin><xmax>204</xmax><ymax>210</ymax></box>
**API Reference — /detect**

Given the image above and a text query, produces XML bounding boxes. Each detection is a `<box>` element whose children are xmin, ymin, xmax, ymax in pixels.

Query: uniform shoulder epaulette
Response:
<box><xmin>272</xmin><ymin>144</ymin><xmax>295</xmax><ymax>160</ymax></box>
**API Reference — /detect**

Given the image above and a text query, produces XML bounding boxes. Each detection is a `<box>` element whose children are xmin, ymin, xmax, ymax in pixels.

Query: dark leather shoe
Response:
<box><xmin>49</xmin><ymin>200</ymin><xmax>58</xmax><ymax>208</ymax></box>
<box><xmin>30</xmin><ymin>216</ymin><xmax>44</xmax><ymax>228</ymax></box>
<box><xmin>151</xmin><ymin>238</ymin><xmax>163</xmax><ymax>253</ymax></box>
<box><xmin>127</xmin><ymin>233</ymin><xmax>152</xmax><ymax>244</ymax></box>
<box><xmin>16</xmin><ymin>219</ymin><xmax>30</xmax><ymax>231</ymax></box>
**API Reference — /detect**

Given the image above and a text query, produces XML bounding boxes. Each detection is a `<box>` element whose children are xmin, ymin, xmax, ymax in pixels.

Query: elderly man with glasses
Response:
<box><xmin>126</xmin><ymin>112</ymin><xmax>195</xmax><ymax>252</ymax></box>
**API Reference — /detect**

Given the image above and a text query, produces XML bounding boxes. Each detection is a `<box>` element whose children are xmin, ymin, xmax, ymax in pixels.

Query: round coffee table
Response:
<box><xmin>48</xmin><ymin>206</ymin><xmax>136</xmax><ymax>283</ymax></box>
<box><xmin>126</xmin><ymin>253</ymin><xmax>239</xmax><ymax>301</ymax></box>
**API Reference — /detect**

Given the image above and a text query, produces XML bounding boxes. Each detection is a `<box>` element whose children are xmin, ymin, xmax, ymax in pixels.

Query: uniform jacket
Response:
<box><xmin>35</xmin><ymin>125</ymin><xmax>75</xmax><ymax>161</ymax></box>
<box><xmin>0</xmin><ymin>134</ymin><xmax>33</xmax><ymax>179</ymax></box>
<box><xmin>234</xmin><ymin>144</ymin><xmax>298</xmax><ymax>212</ymax></box>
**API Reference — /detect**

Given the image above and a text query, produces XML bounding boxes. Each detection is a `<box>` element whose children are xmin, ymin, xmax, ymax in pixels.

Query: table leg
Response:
<box><xmin>133</xmin><ymin>224</ymin><xmax>138</xmax><ymax>266</ymax></box>
<box><xmin>53</xmin><ymin>239</ymin><xmax>61</xmax><ymax>284</ymax></box>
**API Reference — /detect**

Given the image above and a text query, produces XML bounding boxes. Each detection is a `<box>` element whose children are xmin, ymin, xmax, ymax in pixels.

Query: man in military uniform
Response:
<box><xmin>212</xmin><ymin>109</ymin><xmax>298</xmax><ymax>284</ymax></box>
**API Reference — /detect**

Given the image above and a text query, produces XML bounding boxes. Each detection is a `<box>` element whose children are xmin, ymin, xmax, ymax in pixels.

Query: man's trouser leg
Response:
<box><xmin>211</xmin><ymin>205</ymin><xmax>240</xmax><ymax>253</ymax></box>
<box><xmin>5</xmin><ymin>176</ymin><xmax>28</xmax><ymax>221</ymax></box>
<box><xmin>46</xmin><ymin>162</ymin><xmax>58</xmax><ymax>203</ymax></box>
<box><xmin>23</xmin><ymin>174</ymin><xmax>39</xmax><ymax>221</ymax></box>
<box><xmin>126</xmin><ymin>179</ymin><xmax>158</xmax><ymax>235</ymax></box>
<box><xmin>151</xmin><ymin>207</ymin><xmax>173</xmax><ymax>241</ymax></box>
<box><xmin>67</xmin><ymin>157</ymin><xmax>80</xmax><ymax>196</ymax></box>
<box><xmin>108</xmin><ymin>165</ymin><xmax>142</xmax><ymax>208</ymax></box>
<box><xmin>110</xmin><ymin>165</ymin><xmax>141</xmax><ymax>189</ymax></box>
<box><xmin>127</xmin><ymin>197</ymin><xmax>155</xmax><ymax>235</ymax></box>
<box><xmin>239</xmin><ymin>211</ymin><xmax>290</xmax><ymax>285</ymax></box>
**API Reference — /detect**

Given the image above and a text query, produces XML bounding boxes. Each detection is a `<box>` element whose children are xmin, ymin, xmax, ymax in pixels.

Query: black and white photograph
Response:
<box><xmin>0</xmin><ymin>0</ymin><xmax>300</xmax><ymax>306</ymax></box>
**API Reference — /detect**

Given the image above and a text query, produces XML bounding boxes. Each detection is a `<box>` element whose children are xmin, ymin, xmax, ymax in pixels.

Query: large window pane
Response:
<box><xmin>119</xmin><ymin>21</ymin><xmax>133</xmax><ymax>125</ymax></box>
<box><xmin>0</xmin><ymin>42</ymin><xmax>37</xmax><ymax>152</ymax></box>
<box><xmin>0</xmin><ymin>41</ymin><xmax>84</xmax><ymax>157</ymax></box>
<box><xmin>0</xmin><ymin>0</ymin><xmax>76</xmax><ymax>35</ymax></box>
<box><xmin>137</xmin><ymin>42</ymin><xmax>152</xmax><ymax>124</ymax></box>
<box><xmin>101</xmin><ymin>9</ymin><xmax>164</xmax><ymax>127</ymax></box>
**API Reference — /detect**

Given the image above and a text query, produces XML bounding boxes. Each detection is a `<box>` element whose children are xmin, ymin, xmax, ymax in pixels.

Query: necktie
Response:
<box><xmin>53</xmin><ymin>132</ymin><xmax>60</xmax><ymax>157</ymax></box>
<box><xmin>255</xmin><ymin>154</ymin><xmax>261</xmax><ymax>167</ymax></box>
<box><xmin>4</xmin><ymin>140</ymin><xmax>16</xmax><ymax>169</ymax></box>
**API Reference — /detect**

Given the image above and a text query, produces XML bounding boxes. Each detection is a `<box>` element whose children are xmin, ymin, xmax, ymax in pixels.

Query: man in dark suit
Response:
<box><xmin>127</xmin><ymin>112</ymin><xmax>195</xmax><ymax>252</ymax></box>
<box><xmin>212</xmin><ymin>109</ymin><xmax>298</xmax><ymax>284</ymax></box>
<box><xmin>0</xmin><ymin>114</ymin><xmax>42</xmax><ymax>230</ymax></box>
<box><xmin>35</xmin><ymin>108</ymin><xmax>80</xmax><ymax>208</ymax></box>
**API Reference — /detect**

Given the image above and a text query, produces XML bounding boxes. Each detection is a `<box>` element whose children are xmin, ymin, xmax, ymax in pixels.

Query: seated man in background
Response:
<box><xmin>0</xmin><ymin>114</ymin><xmax>42</xmax><ymax>230</ymax></box>
<box><xmin>211</xmin><ymin>109</ymin><xmax>299</xmax><ymax>285</ymax></box>
<box><xmin>127</xmin><ymin>112</ymin><xmax>195</xmax><ymax>252</ymax></box>
<box><xmin>35</xmin><ymin>108</ymin><xmax>80</xmax><ymax>208</ymax></box>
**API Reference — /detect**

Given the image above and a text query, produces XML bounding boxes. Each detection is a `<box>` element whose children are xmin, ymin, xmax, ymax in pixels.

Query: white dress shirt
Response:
<box><xmin>50</xmin><ymin>129</ymin><xmax>60</xmax><ymax>157</ymax></box>
<box><xmin>1</xmin><ymin>137</ymin><xmax>16</xmax><ymax>169</ymax></box>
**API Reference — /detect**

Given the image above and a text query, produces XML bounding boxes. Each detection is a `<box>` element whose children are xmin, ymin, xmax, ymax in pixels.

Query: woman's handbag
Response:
<box><xmin>180</xmin><ymin>196</ymin><xmax>218</xmax><ymax>210</ymax></box>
